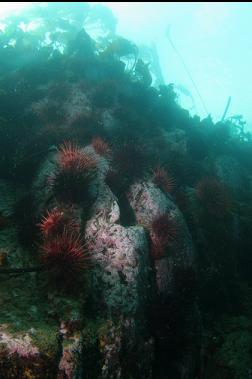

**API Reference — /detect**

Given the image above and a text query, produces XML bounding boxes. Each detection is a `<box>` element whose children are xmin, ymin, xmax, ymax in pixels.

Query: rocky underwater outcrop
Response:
<box><xmin>0</xmin><ymin>3</ymin><xmax>252</xmax><ymax>379</ymax></box>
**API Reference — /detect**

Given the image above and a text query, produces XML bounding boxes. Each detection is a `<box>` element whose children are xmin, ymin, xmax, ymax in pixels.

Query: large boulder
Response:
<box><xmin>128</xmin><ymin>181</ymin><xmax>200</xmax><ymax>378</ymax></box>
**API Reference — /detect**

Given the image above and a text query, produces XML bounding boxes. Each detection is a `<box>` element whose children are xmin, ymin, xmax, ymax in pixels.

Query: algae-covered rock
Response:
<box><xmin>0</xmin><ymin>324</ymin><xmax>60</xmax><ymax>379</ymax></box>
<box><xmin>204</xmin><ymin>315</ymin><xmax>252</xmax><ymax>379</ymax></box>
<box><xmin>215</xmin><ymin>155</ymin><xmax>246</xmax><ymax>194</ymax></box>
<box><xmin>128</xmin><ymin>181</ymin><xmax>195</xmax><ymax>293</ymax></box>
<box><xmin>1</xmin><ymin>2</ymin><xmax>252</xmax><ymax>378</ymax></box>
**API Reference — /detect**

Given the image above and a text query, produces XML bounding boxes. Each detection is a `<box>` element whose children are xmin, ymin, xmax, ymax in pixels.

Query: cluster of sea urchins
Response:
<box><xmin>49</xmin><ymin>141</ymin><xmax>97</xmax><ymax>204</ymax></box>
<box><xmin>38</xmin><ymin>140</ymin><xmax>96</xmax><ymax>282</ymax></box>
<box><xmin>39</xmin><ymin>205</ymin><xmax>89</xmax><ymax>282</ymax></box>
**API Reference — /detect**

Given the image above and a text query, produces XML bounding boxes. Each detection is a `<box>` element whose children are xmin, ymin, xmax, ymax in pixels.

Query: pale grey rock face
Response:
<box><xmin>100</xmin><ymin>109</ymin><xmax>119</xmax><ymax>133</ymax></box>
<box><xmin>162</xmin><ymin>128</ymin><xmax>188</xmax><ymax>155</ymax></box>
<box><xmin>83</xmin><ymin>179</ymin><xmax>154</xmax><ymax>378</ymax></box>
<box><xmin>128</xmin><ymin>181</ymin><xmax>195</xmax><ymax>295</ymax></box>
<box><xmin>127</xmin><ymin>181</ymin><xmax>199</xmax><ymax>378</ymax></box>
<box><xmin>30</xmin><ymin>82</ymin><xmax>93</xmax><ymax>129</ymax></box>
<box><xmin>85</xmin><ymin>181</ymin><xmax>151</xmax><ymax>315</ymax></box>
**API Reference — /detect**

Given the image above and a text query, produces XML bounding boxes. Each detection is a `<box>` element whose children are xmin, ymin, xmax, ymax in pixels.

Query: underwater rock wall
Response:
<box><xmin>0</xmin><ymin>3</ymin><xmax>252</xmax><ymax>379</ymax></box>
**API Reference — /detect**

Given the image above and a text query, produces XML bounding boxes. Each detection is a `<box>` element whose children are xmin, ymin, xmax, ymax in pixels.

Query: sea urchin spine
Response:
<box><xmin>150</xmin><ymin>213</ymin><xmax>178</xmax><ymax>259</ymax></box>
<box><xmin>38</xmin><ymin>206</ymin><xmax>80</xmax><ymax>239</ymax></box>
<box><xmin>153</xmin><ymin>166</ymin><xmax>175</xmax><ymax>194</ymax></box>
<box><xmin>58</xmin><ymin>141</ymin><xmax>97</xmax><ymax>173</ymax></box>
<box><xmin>92</xmin><ymin>137</ymin><xmax>111</xmax><ymax>156</ymax></box>
<box><xmin>49</xmin><ymin>141</ymin><xmax>98</xmax><ymax>203</ymax></box>
<box><xmin>41</xmin><ymin>229</ymin><xmax>89</xmax><ymax>278</ymax></box>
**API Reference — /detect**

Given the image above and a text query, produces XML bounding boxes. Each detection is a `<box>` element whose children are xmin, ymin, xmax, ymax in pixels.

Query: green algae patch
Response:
<box><xmin>82</xmin><ymin>317</ymin><xmax>109</xmax><ymax>346</ymax></box>
<box><xmin>216</xmin><ymin>316</ymin><xmax>252</xmax><ymax>379</ymax></box>
<box><xmin>0</xmin><ymin>322</ymin><xmax>61</xmax><ymax>360</ymax></box>
<box><xmin>0</xmin><ymin>323</ymin><xmax>61</xmax><ymax>379</ymax></box>
<box><xmin>81</xmin><ymin>318</ymin><xmax>109</xmax><ymax>376</ymax></box>
<box><xmin>205</xmin><ymin>315</ymin><xmax>252</xmax><ymax>379</ymax></box>
<box><xmin>30</xmin><ymin>323</ymin><xmax>60</xmax><ymax>358</ymax></box>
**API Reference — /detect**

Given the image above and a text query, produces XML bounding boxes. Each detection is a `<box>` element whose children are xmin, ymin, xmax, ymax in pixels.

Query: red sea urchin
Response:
<box><xmin>58</xmin><ymin>141</ymin><xmax>97</xmax><ymax>173</ymax></box>
<box><xmin>49</xmin><ymin>141</ymin><xmax>98</xmax><ymax>203</ymax></box>
<box><xmin>39</xmin><ymin>208</ymin><xmax>65</xmax><ymax>238</ymax></box>
<box><xmin>150</xmin><ymin>213</ymin><xmax>178</xmax><ymax>259</ymax></box>
<box><xmin>41</xmin><ymin>229</ymin><xmax>90</xmax><ymax>279</ymax></box>
<box><xmin>38</xmin><ymin>206</ymin><xmax>80</xmax><ymax>239</ymax></box>
<box><xmin>153</xmin><ymin>166</ymin><xmax>175</xmax><ymax>194</ymax></box>
<box><xmin>92</xmin><ymin>137</ymin><xmax>111</xmax><ymax>156</ymax></box>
